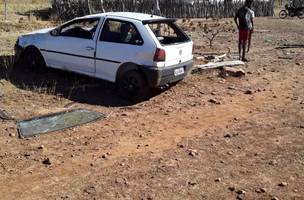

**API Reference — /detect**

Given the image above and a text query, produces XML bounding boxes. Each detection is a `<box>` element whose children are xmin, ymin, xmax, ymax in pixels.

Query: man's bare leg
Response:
<box><xmin>247</xmin><ymin>33</ymin><xmax>252</xmax><ymax>53</ymax></box>
<box><xmin>242</xmin><ymin>41</ymin><xmax>248</xmax><ymax>62</ymax></box>
<box><xmin>239</xmin><ymin>40</ymin><xmax>242</xmax><ymax>60</ymax></box>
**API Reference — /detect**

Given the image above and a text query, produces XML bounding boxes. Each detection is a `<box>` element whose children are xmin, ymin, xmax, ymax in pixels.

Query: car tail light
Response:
<box><xmin>153</xmin><ymin>48</ymin><xmax>166</xmax><ymax>62</ymax></box>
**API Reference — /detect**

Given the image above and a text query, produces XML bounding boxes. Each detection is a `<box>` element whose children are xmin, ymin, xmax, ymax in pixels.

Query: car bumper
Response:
<box><xmin>142</xmin><ymin>59</ymin><xmax>194</xmax><ymax>88</ymax></box>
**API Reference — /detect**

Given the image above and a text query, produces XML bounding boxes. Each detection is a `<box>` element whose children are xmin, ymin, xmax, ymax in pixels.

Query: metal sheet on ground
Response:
<box><xmin>17</xmin><ymin>108</ymin><xmax>105</xmax><ymax>138</ymax></box>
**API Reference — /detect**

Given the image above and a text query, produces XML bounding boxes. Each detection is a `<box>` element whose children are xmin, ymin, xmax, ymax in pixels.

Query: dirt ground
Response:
<box><xmin>0</xmin><ymin>16</ymin><xmax>304</xmax><ymax>200</ymax></box>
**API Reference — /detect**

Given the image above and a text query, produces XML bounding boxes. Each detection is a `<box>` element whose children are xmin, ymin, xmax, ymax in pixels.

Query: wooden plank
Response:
<box><xmin>197</xmin><ymin>60</ymin><xmax>245</xmax><ymax>69</ymax></box>
<box><xmin>192</xmin><ymin>60</ymin><xmax>245</xmax><ymax>74</ymax></box>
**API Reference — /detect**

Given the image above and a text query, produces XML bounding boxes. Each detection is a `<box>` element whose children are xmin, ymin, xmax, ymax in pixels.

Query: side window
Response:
<box><xmin>100</xmin><ymin>20</ymin><xmax>143</xmax><ymax>45</ymax></box>
<box><xmin>60</xmin><ymin>18</ymin><xmax>100</xmax><ymax>40</ymax></box>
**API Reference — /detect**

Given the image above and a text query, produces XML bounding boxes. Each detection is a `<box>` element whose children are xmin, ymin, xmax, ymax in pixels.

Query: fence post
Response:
<box><xmin>4</xmin><ymin>0</ymin><xmax>8</xmax><ymax>21</ymax></box>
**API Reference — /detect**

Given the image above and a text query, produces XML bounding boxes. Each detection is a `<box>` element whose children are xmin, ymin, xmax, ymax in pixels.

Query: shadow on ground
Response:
<box><xmin>0</xmin><ymin>55</ymin><xmax>166</xmax><ymax>107</ymax></box>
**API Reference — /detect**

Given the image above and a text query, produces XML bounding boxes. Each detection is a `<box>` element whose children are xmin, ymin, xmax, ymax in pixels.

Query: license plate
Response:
<box><xmin>174</xmin><ymin>67</ymin><xmax>185</xmax><ymax>76</ymax></box>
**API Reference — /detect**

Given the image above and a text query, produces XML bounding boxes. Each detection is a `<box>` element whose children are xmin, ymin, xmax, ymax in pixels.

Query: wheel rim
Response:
<box><xmin>122</xmin><ymin>74</ymin><xmax>140</xmax><ymax>95</ymax></box>
<box><xmin>30</xmin><ymin>53</ymin><xmax>37</xmax><ymax>68</ymax></box>
<box><xmin>279</xmin><ymin>11</ymin><xmax>287</xmax><ymax>18</ymax></box>
<box><xmin>25</xmin><ymin>49</ymin><xmax>45</xmax><ymax>71</ymax></box>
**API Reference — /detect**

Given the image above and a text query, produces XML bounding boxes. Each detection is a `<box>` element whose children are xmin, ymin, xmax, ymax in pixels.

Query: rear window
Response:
<box><xmin>148</xmin><ymin>22</ymin><xmax>190</xmax><ymax>45</ymax></box>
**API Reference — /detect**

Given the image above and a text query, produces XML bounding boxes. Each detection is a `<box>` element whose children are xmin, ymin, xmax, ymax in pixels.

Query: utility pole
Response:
<box><xmin>4</xmin><ymin>0</ymin><xmax>8</xmax><ymax>21</ymax></box>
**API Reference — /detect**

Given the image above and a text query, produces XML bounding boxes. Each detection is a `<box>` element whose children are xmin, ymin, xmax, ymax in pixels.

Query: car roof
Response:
<box><xmin>78</xmin><ymin>12</ymin><xmax>166</xmax><ymax>22</ymax></box>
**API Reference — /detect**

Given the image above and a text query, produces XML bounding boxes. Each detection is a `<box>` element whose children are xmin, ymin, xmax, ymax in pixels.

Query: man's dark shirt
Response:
<box><xmin>235</xmin><ymin>6</ymin><xmax>253</xmax><ymax>30</ymax></box>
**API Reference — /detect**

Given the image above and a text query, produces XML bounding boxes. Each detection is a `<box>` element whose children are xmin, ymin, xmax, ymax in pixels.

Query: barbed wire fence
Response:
<box><xmin>51</xmin><ymin>0</ymin><xmax>275</xmax><ymax>20</ymax></box>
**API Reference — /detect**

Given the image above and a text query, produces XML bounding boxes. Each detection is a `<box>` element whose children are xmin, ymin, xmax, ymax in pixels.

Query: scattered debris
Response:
<box><xmin>9</xmin><ymin>133</ymin><xmax>16</xmax><ymax>137</ymax></box>
<box><xmin>220</xmin><ymin>67</ymin><xmax>246</xmax><ymax>78</ymax></box>
<box><xmin>255</xmin><ymin>188</ymin><xmax>267</xmax><ymax>193</ymax></box>
<box><xmin>0</xmin><ymin>110</ymin><xmax>14</xmax><ymax>121</ymax></box>
<box><xmin>276</xmin><ymin>44</ymin><xmax>304</xmax><ymax>49</ymax></box>
<box><xmin>236</xmin><ymin>195</ymin><xmax>244</xmax><ymax>200</ymax></box>
<box><xmin>244</xmin><ymin>90</ymin><xmax>253</xmax><ymax>95</ymax></box>
<box><xmin>192</xmin><ymin>60</ymin><xmax>245</xmax><ymax>74</ymax></box>
<box><xmin>198</xmin><ymin>60</ymin><xmax>245</xmax><ymax>70</ymax></box>
<box><xmin>196</xmin><ymin>53</ymin><xmax>227</xmax><ymax>62</ymax></box>
<box><xmin>278</xmin><ymin>182</ymin><xmax>288</xmax><ymax>187</ymax></box>
<box><xmin>42</xmin><ymin>158</ymin><xmax>51</xmax><ymax>165</ymax></box>
<box><xmin>188</xmin><ymin>149</ymin><xmax>198</xmax><ymax>157</ymax></box>
<box><xmin>215</xmin><ymin>178</ymin><xmax>222</xmax><ymax>182</ymax></box>
<box><xmin>17</xmin><ymin>108</ymin><xmax>106</xmax><ymax>138</ymax></box>
<box><xmin>84</xmin><ymin>186</ymin><xmax>96</xmax><ymax>194</ymax></box>
<box><xmin>224</xmin><ymin>133</ymin><xmax>232</xmax><ymax>138</ymax></box>
<box><xmin>236</xmin><ymin>190</ymin><xmax>246</xmax><ymax>195</ymax></box>
<box><xmin>268</xmin><ymin>160</ymin><xmax>278</xmax><ymax>166</ymax></box>
<box><xmin>295</xmin><ymin>62</ymin><xmax>302</xmax><ymax>66</ymax></box>
<box><xmin>64</xmin><ymin>102</ymin><xmax>77</xmax><ymax>109</ymax></box>
<box><xmin>188</xmin><ymin>181</ymin><xmax>197</xmax><ymax>186</ymax></box>
<box><xmin>278</xmin><ymin>56</ymin><xmax>293</xmax><ymax>60</ymax></box>
<box><xmin>209</xmin><ymin>99</ymin><xmax>221</xmax><ymax>105</ymax></box>
<box><xmin>228</xmin><ymin>186</ymin><xmax>236</xmax><ymax>191</ymax></box>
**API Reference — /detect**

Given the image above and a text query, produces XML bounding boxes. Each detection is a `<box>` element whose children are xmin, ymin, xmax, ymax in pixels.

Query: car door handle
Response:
<box><xmin>86</xmin><ymin>46</ymin><xmax>94</xmax><ymax>51</ymax></box>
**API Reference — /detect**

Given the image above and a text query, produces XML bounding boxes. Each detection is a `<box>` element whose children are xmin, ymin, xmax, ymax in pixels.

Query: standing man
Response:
<box><xmin>234</xmin><ymin>0</ymin><xmax>254</xmax><ymax>62</ymax></box>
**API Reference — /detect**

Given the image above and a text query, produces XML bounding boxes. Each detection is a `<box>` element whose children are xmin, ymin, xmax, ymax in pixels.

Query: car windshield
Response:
<box><xmin>147</xmin><ymin>21</ymin><xmax>190</xmax><ymax>45</ymax></box>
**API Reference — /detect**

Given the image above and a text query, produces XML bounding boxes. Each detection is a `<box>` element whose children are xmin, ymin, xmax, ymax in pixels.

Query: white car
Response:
<box><xmin>15</xmin><ymin>12</ymin><xmax>193</xmax><ymax>100</ymax></box>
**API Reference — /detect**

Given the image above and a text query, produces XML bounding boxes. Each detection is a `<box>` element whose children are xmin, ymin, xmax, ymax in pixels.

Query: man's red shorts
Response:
<box><xmin>239</xmin><ymin>29</ymin><xmax>251</xmax><ymax>41</ymax></box>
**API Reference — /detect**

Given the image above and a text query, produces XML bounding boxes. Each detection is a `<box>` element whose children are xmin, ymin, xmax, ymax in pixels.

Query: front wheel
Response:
<box><xmin>279</xmin><ymin>10</ymin><xmax>288</xmax><ymax>19</ymax></box>
<box><xmin>118</xmin><ymin>71</ymin><xmax>149</xmax><ymax>102</ymax></box>
<box><xmin>22</xmin><ymin>47</ymin><xmax>46</xmax><ymax>72</ymax></box>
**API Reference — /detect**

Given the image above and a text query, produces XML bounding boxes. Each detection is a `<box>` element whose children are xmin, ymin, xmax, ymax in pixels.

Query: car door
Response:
<box><xmin>41</xmin><ymin>18</ymin><xmax>101</xmax><ymax>75</ymax></box>
<box><xmin>95</xmin><ymin>19</ymin><xmax>145</xmax><ymax>82</ymax></box>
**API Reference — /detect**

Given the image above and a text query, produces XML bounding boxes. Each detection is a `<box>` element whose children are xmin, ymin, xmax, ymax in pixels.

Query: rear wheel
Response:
<box><xmin>297</xmin><ymin>11</ymin><xmax>304</xmax><ymax>19</ymax></box>
<box><xmin>118</xmin><ymin>71</ymin><xmax>149</xmax><ymax>102</ymax></box>
<box><xmin>279</xmin><ymin>10</ymin><xmax>288</xmax><ymax>19</ymax></box>
<box><xmin>22</xmin><ymin>47</ymin><xmax>46</xmax><ymax>72</ymax></box>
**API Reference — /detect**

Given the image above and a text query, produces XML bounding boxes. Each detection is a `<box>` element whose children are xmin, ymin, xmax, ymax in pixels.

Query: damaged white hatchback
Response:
<box><xmin>15</xmin><ymin>12</ymin><xmax>193</xmax><ymax>100</ymax></box>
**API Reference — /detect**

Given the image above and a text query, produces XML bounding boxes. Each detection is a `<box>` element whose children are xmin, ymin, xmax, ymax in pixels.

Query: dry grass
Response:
<box><xmin>0</xmin><ymin>19</ymin><xmax>53</xmax><ymax>55</ymax></box>
<box><xmin>0</xmin><ymin>0</ymin><xmax>53</xmax><ymax>56</ymax></box>
<box><xmin>0</xmin><ymin>0</ymin><xmax>50</xmax><ymax>16</ymax></box>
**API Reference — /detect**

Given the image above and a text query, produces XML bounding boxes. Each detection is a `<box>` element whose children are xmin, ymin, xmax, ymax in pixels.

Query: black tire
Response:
<box><xmin>297</xmin><ymin>11</ymin><xmax>304</xmax><ymax>19</ymax></box>
<box><xmin>22</xmin><ymin>47</ymin><xmax>46</xmax><ymax>72</ymax></box>
<box><xmin>279</xmin><ymin>10</ymin><xmax>288</xmax><ymax>19</ymax></box>
<box><xmin>118</xmin><ymin>71</ymin><xmax>149</xmax><ymax>102</ymax></box>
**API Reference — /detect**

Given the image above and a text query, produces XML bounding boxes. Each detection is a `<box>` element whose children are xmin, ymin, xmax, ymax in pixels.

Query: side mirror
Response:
<box><xmin>50</xmin><ymin>28</ymin><xmax>60</xmax><ymax>36</ymax></box>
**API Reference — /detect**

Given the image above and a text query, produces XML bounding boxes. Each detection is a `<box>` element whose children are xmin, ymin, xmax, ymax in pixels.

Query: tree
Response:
<box><xmin>100</xmin><ymin>0</ymin><xmax>105</xmax><ymax>13</ymax></box>
<box><xmin>153</xmin><ymin>0</ymin><xmax>161</xmax><ymax>15</ymax></box>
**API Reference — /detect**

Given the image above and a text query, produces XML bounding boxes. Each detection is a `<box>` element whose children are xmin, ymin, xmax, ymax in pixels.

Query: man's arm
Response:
<box><xmin>250</xmin><ymin>10</ymin><xmax>254</xmax><ymax>32</ymax></box>
<box><xmin>234</xmin><ymin>15</ymin><xmax>239</xmax><ymax>29</ymax></box>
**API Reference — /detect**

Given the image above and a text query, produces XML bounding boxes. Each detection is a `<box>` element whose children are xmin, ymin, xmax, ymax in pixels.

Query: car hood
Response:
<box><xmin>23</xmin><ymin>27</ymin><xmax>55</xmax><ymax>36</ymax></box>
